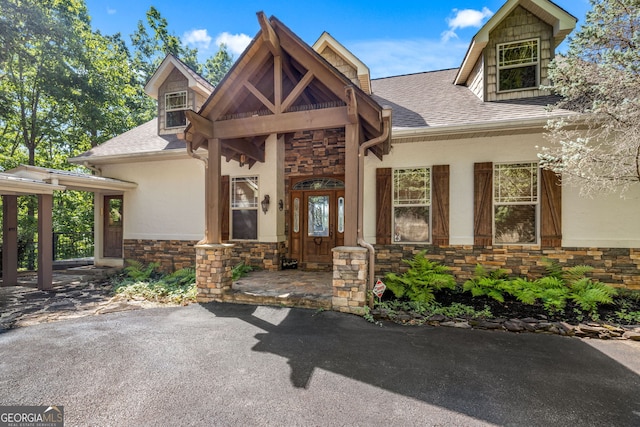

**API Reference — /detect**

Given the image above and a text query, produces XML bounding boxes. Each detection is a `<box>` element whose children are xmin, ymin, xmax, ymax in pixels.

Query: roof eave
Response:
<box><xmin>68</xmin><ymin>148</ymin><xmax>192</xmax><ymax>166</ymax></box>
<box><xmin>391</xmin><ymin>114</ymin><xmax>574</xmax><ymax>142</ymax></box>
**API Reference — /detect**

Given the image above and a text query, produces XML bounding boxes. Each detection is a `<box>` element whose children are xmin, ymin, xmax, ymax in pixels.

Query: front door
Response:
<box><xmin>290</xmin><ymin>187</ymin><xmax>344</xmax><ymax>266</ymax></box>
<box><xmin>103</xmin><ymin>195</ymin><xmax>123</xmax><ymax>258</ymax></box>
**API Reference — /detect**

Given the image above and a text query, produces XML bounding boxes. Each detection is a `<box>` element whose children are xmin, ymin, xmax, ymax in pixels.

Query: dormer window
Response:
<box><xmin>497</xmin><ymin>39</ymin><xmax>539</xmax><ymax>92</ymax></box>
<box><xmin>165</xmin><ymin>91</ymin><xmax>187</xmax><ymax>128</ymax></box>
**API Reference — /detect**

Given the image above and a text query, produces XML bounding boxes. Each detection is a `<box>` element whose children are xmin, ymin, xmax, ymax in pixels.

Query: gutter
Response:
<box><xmin>82</xmin><ymin>161</ymin><xmax>102</xmax><ymax>176</ymax></box>
<box><xmin>391</xmin><ymin>116</ymin><xmax>570</xmax><ymax>141</ymax></box>
<box><xmin>186</xmin><ymin>140</ymin><xmax>207</xmax><ymax>166</ymax></box>
<box><xmin>68</xmin><ymin>148</ymin><xmax>192</xmax><ymax>166</ymax></box>
<box><xmin>357</xmin><ymin>108</ymin><xmax>392</xmax><ymax>307</ymax></box>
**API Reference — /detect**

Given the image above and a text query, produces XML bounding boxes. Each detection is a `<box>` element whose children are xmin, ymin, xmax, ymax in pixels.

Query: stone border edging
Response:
<box><xmin>371</xmin><ymin>310</ymin><xmax>640</xmax><ymax>341</ymax></box>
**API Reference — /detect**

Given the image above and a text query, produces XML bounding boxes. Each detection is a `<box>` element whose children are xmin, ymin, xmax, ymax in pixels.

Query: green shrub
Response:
<box><xmin>462</xmin><ymin>260</ymin><xmax>618</xmax><ymax>319</ymax></box>
<box><xmin>463</xmin><ymin>264</ymin><xmax>511</xmax><ymax>303</ymax></box>
<box><xmin>112</xmin><ymin>262</ymin><xmax>197</xmax><ymax>304</ymax></box>
<box><xmin>384</xmin><ymin>251</ymin><xmax>456</xmax><ymax>304</ymax></box>
<box><xmin>232</xmin><ymin>262</ymin><xmax>254</xmax><ymax>281</ymax></box>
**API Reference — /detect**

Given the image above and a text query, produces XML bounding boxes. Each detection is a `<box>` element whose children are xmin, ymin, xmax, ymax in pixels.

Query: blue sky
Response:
<box><xmin>85</xmin><ymin>0</ymin><xmax>591</xmax><ymax>79</ymax></box>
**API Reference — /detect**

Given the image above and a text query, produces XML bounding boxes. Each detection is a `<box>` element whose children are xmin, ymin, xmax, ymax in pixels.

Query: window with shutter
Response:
<box><xmin>231</xmin><ymin>176</ymin><xmax>259</xmax><ymax>240</ymax></box>
<box><xmin>493</xmin><ymin>163</ymin><xmax>538</xmax><ymax>244</ymax></box>
<box><xmin>432</xmin><ymin>165</ymin><xmax>450</xmax><ymax>246</ymax></box>
<box><xmin>474</xmin><ymin>162</ymin><xmax>493</xmax><ymax>246</ymax></box>
<box><xmin>393</xmin><ymin>168</ymin><xmax>431</xmax><ymax>243</ymax></box>
<box><xmin>221</xmin><ymin>175</ymin><xmax>230</xmax><ymax>241</ymax></box>
<box><xmin>540</xmin><ymin>169</ymin><xmax>562</xmax><ymax>247</ymax></box>
<box><xmin>376</xmin><ymin>168</ymin><xmax>392</xmax><ymax>245</ymax></box>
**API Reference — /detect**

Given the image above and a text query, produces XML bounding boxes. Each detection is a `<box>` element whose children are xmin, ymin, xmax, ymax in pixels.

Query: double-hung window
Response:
<box><xmin>231</xmin><ymin>176</ymin><xmax>259</xmax><ymax>240</ymax></box>
<box><xmin>393</xmin><ymin>168</ymin><xmax>430</xmax><ymax>243</ymax></box>
<box><xmin>497</xmin><ymin>39</ymin><xmax>539</xmax><ymax>92</ymax></box>
<box><xmin>165</xmin><ymin>91</ymin><xmax>187</xmax><ymax>128</ymax></box>
<box><xmin>493</xmin><ymin>163</ymin><xmax>538</xmax><ymax>244</ymax></box>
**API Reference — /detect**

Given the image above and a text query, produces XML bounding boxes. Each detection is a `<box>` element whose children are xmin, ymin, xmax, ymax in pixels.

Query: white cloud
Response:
<box><xmin>348</xmin><ymin>38</ymin><xmax>470</xmax><ymax>79</ymax></box>
<box><xmin>107</xmin><ymin>8</ymin><xmax>116</xmax><ymax>15</ymax></box>
<box><xmin>215</xmin><ymin>32</ymin><xmax>252</xmax><ymax>57</ymax></box>
<box><xmin>441</xmin><ymin>7</ymin><xmax>493</xmax><ymax>42</ymax></box>
<box><xmin>183</xmin><ymin>29</ymin><xmax>213</xmax><ymax>50</ymax></box>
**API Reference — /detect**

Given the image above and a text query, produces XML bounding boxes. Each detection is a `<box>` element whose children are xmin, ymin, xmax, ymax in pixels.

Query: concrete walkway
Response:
<box><xmin>0</xmin><ymin>303</ymin><xmax>638</xmax><ymax>426</ymax></box>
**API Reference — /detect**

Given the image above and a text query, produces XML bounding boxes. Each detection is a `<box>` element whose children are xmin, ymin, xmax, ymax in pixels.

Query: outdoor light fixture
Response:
<box><xmin>239</xmin><ymin>154</ymin><xmax>247</xmax><ymax>167</ymax></box>
<box><xmin>279</xmin><ymin>199</ymin><xmax>284</xmax><ymax>211</ymax></box>
<box><xmin>261</xmin><ymin>195</ymin><xmax>270</xmax><ymax>214</ymax></box>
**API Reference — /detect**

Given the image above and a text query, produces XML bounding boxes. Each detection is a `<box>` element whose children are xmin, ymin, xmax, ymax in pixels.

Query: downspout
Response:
<box><xmin>357</xmin><ymin>108</ymin><xmax>392</xmax><ymax>307</ymax></box>
<box><xmin>82</xmin><ymin>161</ymin><xmax>102</xmax><ymax>176</ymax></box>
<box><xmin>186</xmin><ymin>139</ymin><xmax>207</xmax><ymax>166</ymax></box>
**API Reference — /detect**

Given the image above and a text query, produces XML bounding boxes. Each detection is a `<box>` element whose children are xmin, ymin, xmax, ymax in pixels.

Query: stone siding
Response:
<box><xmin>285</xmin><ymin>128</ymin><xmax>345</xmax><ymax>178</ymax></box>
<box><xmin>374</xmin><ymin>245</ymin><xmax>640</xmax><ymax>290</ymax></box>
<box><xmin>332</xmin><ymin>247</ymin><xmax>368</xmax><ymax>314</ymax></box>
<box><xmin>229</xmin><ymin>241</ymin><xmax>286</xmax><ymax>271</ymax></box>
<box><xmin>123</xmin><ymin>239</ymin><xmax>196</xmax><ymax>273</ymax></box>
<box><xmin>124</xmin><ymin>239</ymin><xmax>285</xmax><ymax>272</ymax></box>
<box><xmin>195</xmin><ymin>244</ymin><xmax>234</xmax><ymax>302</ymax></box>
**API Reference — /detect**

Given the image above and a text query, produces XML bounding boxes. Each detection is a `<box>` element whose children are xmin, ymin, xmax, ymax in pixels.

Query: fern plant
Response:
<box><xmin>384</xmin><ymin>251</ymin><xmax>456</xmax><ymax>304</ymax></box>
<box><xmin>463</xmin><ymin>264</ymin><xmax>511</xmax><ymax>303</ymax></box>
<box><xmin>164</xmin><ymin>267</ymin><xmax>196</xmax><ymax>287</ymax></box>
<box><xmin>123</xmin><ymin>260</ymin><xmax>160</xmax><ymax>282</ymax></box>
<box><xmin>569</xmin><ymin>277</ymin><xmax>617</xmax><ymax>314</ymax></box>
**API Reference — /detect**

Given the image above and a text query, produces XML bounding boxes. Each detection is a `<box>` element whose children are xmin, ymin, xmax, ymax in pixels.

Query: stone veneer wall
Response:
<box><xmin>124</xmin><ymin>239</ymin><xmax>197</xmax><ymax>273</ymax></box>
<box><xmin>124</xmin><ymin>239</ymin><xmax>285</xmax><ymax>273</ymax></box>
<box><xmin>229</xmin><ymin>241</ymin><xmax>286</xmax><ymax>271</ymax></box>
<box><xmin>332</xmin><ymin>246</ymin><xmax>368</xmax><ymax>314</ymax></box>
<box><xmin>374</xmin><ymin>245</ymin><xmax>640</xmax><ymax>290</ymax></box>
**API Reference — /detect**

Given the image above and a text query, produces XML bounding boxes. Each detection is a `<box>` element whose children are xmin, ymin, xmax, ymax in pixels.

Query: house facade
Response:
<box><xmin>68</xmin><ymin>0</ymin><xmax>640</xmax><ymax>311</ymax></box>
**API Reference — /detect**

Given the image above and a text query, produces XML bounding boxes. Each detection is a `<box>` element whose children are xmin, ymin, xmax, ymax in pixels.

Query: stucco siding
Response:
<box><xmin>363</xmin><ymin>133</ymin><xmax>640</xmax><ymax>248</ymax></box>
<box><xmin>102</xmin><ymin>158</ymin><xmax>205</xmax><ymax>240</ymax></box>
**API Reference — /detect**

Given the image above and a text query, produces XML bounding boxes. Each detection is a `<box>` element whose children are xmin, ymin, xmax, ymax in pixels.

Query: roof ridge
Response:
<box><xmin>372</xmin><ymin>68</ymin><xmax>459</xmax><ymax>81</ymax></box>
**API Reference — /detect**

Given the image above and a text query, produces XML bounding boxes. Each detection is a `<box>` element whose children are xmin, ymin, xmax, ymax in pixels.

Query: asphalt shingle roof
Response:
<box><xmin>70</xmin><ymin>118</ymin><xmax>184</xmax><ymax>160</ymax></box>
<box><xmin>371</xmin><ymin>68</ymin><xmax>565</xmax><ymax>129</ymax></box>
<box><xmin>76</xmin><ymin>69</ymin><xmax>570</xmax><ymax>161</ymax></box>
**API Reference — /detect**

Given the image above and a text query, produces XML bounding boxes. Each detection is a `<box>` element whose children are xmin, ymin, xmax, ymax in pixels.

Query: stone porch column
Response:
<box><xmin>332</xmin><ymin>246</ymin><xmax>368</xmax><ymax>315</ymax></box>
<box><xmin>195</xmin><ymin>243</ymin><xmax>235</xmax><ymax>302</ymax></box>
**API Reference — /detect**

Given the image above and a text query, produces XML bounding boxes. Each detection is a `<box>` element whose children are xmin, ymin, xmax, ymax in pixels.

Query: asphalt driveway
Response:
<box><xmin>0</xmin><ymin>303</ymin><xmax>639</xmax><ymax>426</ymax></box>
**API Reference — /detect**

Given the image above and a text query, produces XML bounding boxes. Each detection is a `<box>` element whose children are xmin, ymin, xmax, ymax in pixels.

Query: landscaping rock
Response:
<box><xmin>622</xmin><ymin>331</ymin><xmax>640</xmax><ymax>341</ymax></box>
<box><xmin>441</xmin><ymin>321</ymin><xmax>472</xmax><ymax>329</ymax></box>
<box><xmin>504</xmin><ymin>320</ymin><xmax>524</xmax><ymax>332</ymax></box>
<box><xmin>427</xmin><ymin>314</ymin><xmax>447</xmax><ymax>322</ymax></box>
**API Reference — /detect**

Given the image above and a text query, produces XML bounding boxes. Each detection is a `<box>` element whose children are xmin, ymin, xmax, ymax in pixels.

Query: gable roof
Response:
<box><xmin>312</xmin><ymin>32</ymin><xmax>371</xmax><ymax>94</ymax></box>
<box><xmin>144</xmin><ymin>54</ymin><xmax>214</xmax><ymax>100</ymax></box>
<box><xmin>184</xmin><ymin>13</ymin><xmax>388</xmax><ymax>164</ymax></box>
<box><xmin>454</xmin><ymin>0</ymin><xmax>577</xmax><ymax>85</ymax></box>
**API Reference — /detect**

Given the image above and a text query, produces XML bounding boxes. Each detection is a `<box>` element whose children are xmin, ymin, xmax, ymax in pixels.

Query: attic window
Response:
<box><xmin>165</xmin><ymin>91</ymin><xmax>187</xmax><ymax>128</ymax></box>
<box><xmin>497</xmin><ymin>39</ymin><xmax>539</xmax><ymax>92</ymax></box>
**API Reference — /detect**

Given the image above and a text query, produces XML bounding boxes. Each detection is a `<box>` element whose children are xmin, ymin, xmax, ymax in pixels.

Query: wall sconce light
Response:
<box><xmin>239</xmin><ymin>154</ymin><xmax>247</xmax><ymax>167</ymax></box>
<box><xmin>279</xmin><ymin>199</ymin><xmax>284</xmax><ymax>211</ymax></box>
<box><xmin>261</xmin><ymin>195</ymin><xmax>270</xmax><ymax>214</ymax></box>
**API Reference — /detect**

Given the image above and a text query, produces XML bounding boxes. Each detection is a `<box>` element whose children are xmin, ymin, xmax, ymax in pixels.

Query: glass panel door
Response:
<box><xmin>308</xmin><ymin>195</ymin><xmax>329</xmax><ymax>237</ymax></box>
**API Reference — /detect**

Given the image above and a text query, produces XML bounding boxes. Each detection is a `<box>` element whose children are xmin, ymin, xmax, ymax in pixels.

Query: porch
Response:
<box><xmin>231</xmin><ymin>269</ymin><xmax>332</xmax><ymax>310</ymax></box>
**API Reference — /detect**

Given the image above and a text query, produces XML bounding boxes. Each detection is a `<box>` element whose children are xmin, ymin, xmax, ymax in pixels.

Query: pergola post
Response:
<box><xmin>204</xmin><ymin>138</ymin><xmax>222</xmax><ymax>244</ymax></box>
<box><xmin>2</xmin><ymin>195</ymin><xmax>18</xmax><ymax>287</ymax></box>
<box><xmin>37</xmin><ymin>193</ymin><xmax>53</xmax><ymax>290</ymax></box>
<box><xmin>344</xmin><ymin>123</ymin><xmax>360</xmax><ymax>246</ymax></box>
